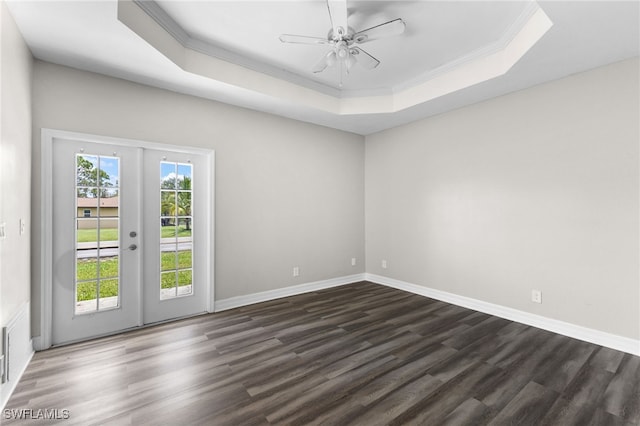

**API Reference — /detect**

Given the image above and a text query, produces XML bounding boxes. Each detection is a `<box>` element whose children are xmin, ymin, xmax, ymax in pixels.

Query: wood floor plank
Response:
<box><xmin>488</xmin><ymin>381</ymin><xmax>559</xmax><ymax>425</ymax></box>
<box><xmin>562</xmin><ymin>360</ymin><xmax>615</xmax><ymax>407</ymax></box>
<box><xmin>4</xmin><ymin>281</ymin><xmax>638</xmax><ymax>425</ymax></box>
<box><xmin>389</xmin><ymin>361</ymin><xmax>501</xmax><ymax>425</ymax></box>
<box><xmin>441</xmin><ymin>397</ymin><xmax>492</xmax><ymax>426</ymax></box>
<box><xmin>601</xmin><ymin>354</ymin><xmax>640</xmax><ymax>423</ymax></box>
<box><xmin>265</xmin><ymin>355</ymin><xmax>397</xmax><ymax>424</ymax></box>
<box><xmin>532</xmin><ymin>338</ymin><xmax>597</xmax><ymax>393</ymax></box>
<box><xmin>590</xmin><ymin>346</ymin><xmax>626</xmax><ymax>373</ymax></box>
<box><xmin>350</xmin><ymin>346</ymin><xmax>455</xmax><ymax>407</ymax></box>
<box><xmin>540</xmin><ymin>396</ymin><xmax>632</xmax><ymax>426</ymax></box>
<box><xmin>344</xmin><ymin>373</ymin><xmax>443</xmax><ymax>426</ymax></box>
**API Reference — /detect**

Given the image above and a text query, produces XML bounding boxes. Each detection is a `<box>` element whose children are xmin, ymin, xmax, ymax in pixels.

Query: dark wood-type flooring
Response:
<box><xmin>5</xmin><ymin>281</ymin><xmax>640</xmax><ymax>425</ymax></box>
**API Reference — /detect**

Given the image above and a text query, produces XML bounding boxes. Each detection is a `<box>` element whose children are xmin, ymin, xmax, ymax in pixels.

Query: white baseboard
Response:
<box><xmin>366</xmin><ymin>273</ymin><xmax>640</xmax><ymax>356</ymax></box>
<box><xmin>215</xmin><ymin>273</ymin><xmax>367</xmax><ymax>312</ymax></box>
<box><xmin>1</xmin><ymin>302</ymin><xmax>35</xmax><ymax>410</ymax></box>
<box><xmin>214</xmin><ymin>273</ymin><xmax>639</xmax><ymax>356</ymax></box>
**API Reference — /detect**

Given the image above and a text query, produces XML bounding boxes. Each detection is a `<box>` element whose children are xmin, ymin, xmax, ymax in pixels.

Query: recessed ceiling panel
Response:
<box><xmin>156</xmin><ymin>1</ymin><xmax>532</xmax><ymax>93</ymax></box>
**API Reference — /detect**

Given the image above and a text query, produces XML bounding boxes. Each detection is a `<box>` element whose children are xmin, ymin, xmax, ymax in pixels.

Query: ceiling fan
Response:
<box><xmin>279</xmin><ymin>0</ymin><xmax>406</xmax><ymax>80</ymax></box>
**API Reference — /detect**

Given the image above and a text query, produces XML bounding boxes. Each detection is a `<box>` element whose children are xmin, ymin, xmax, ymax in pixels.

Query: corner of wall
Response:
<box><xmin>0</xmin><ymin>0</ymin><xmax>35</xmax><ymax>408</ymax></box>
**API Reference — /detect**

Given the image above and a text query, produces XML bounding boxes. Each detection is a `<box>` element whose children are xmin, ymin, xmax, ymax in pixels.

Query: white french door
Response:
<box><xmin>142</xmin><ymin>149</ymin><xmax>209</xmax><ymax>324</ymax></box>
<box><xmin>51</xmin><ymin>138</ymin><xmax>211</xmax><ymax>345</ymax></box>
<box><xmin>52</xmin><ymin>140</ymin><xmax>141</xmax><ymax>344</ymax></box>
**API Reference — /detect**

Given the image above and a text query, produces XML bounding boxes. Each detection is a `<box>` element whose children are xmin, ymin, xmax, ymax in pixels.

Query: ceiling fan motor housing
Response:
<box><xmin>328</xmin><ymin>26</ymin><xmax>355</xmax><ymax>43</ymax></box>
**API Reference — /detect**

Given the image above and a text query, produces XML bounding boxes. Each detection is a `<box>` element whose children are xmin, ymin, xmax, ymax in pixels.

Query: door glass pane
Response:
<box><xmin>161</xmin><ymin>163</ymin><xmax>177</xmax><ymax>189</ymax></box>
<box><xmin>76</xmin><ymin>281</ymin><xmax>98</xmax><ymax>314</ymax></box>
<box><xmin>161</xmin><ymin>244</ymin><xmax>177</xmax><ymax>271</ymax></box>
<box><xmin>76</xmin><ymin>252</ymin><xmax>98</xmax><ymax>281</ymax></box>
<box><xmin>75</xmin><ymin>153</ymin><xmax>121</xmax><ymax>314</ymax></box>
<box><xmin>77</xmin><ymin>155</ymin><xmax>98</xmax><ymax>187</ymax></box>
<box><xmin>160</xmin><ymin>272</ymin><xmax>177</xmax><ymax>300</ymax></box>
<box><xmin>100</xmin><ymin>255</ymin><xmax>119</xmax><ymax>279</ymax></box>
<box><xmin>161</xmin><ymin>191</ymin><xmax>176</xmax><ymax>217</ymax></box>
<box><xmin>100</xmin><ymin>189</ymin><xmax>119</xmax><ymax>217</ymax></box>
<box><xmin>159</xmin><ymin>161</ymin><xmax>193</xmax><ymax>299</ymax></box>
<box><xmin>98</xmin><ymin>218</ymin><xmax>119</xmax><ymax>248</ymax></box>
<box><xmin>99</xmin><ymin>156</ymin><xmax>120</xmax><ymax>188</ymax></box>
<box><xmin>77</xmin><ymin>218</ymin><xmax>98</xmax><ymax>244</ymax></box>
<box><xmin>178</xmin><ymin>192</ymin><xmax>191</xmax><ymax>212</ymax></box>
<box><xmin>178</xmin><ymin>217</ymin><xmax>192</xmax><ymax>240</ymax></box>
<box><xmin>178</xmin><ymin>244</ymin><xmax>192</xmax><ymax>269</ymax></box>
<box><xmin>99</xmin><ymin>279</ymin><xmax>119</xmax><ymax>310</ymax></box>
<box><xmin>177</xmin><ymin>270</ymin><xmax>192</xmax><ymax>296</ymax></box>
<box><xmin>177</xmin><ymin>164</ymin><xmax>192</xmax><ymax>189</ymax></box>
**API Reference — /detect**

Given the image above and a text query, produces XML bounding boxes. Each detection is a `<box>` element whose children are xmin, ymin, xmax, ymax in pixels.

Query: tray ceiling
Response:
<box><xmin>5</xmin><ymin>1</ymin><xmax>639</xmax><ymax>134</ymax></box>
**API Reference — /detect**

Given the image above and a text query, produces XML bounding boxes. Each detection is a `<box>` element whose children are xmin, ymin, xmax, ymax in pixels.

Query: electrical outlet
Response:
<box><xmin>351</xmin><ymin>258</ymin><xmax>356</xmax><ymax>266</ymax></box>
<box><xmin>382</xmin><ymin>260</ymin><xmax>388</xmax><ymax>269</ymax></box>
<box><xmin>531</xmin><ymin>289</ymin><xmax>542</xmax><ymax>304</ymax></box>
<box><xmin>293</xmin><ymin>266</ymin><xmax>299</xmax><ymax>277</ymax></box>
<box><xmin>19</xmin><ymin>219</ymin><xmax>25</xmax><ymax>236</ymax></box>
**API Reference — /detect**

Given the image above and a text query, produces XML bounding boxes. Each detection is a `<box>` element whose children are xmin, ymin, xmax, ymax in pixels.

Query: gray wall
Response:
<box><xmin>365</xmin><ymin>58</ymin><xmax>639</xmax><ymax>340</ymax></box>
<box><xmin>27</xmin><ymin>53</ymin><xmax>640</xmax><ymax>342</ymax></box>
<box><xmin>31</xmin><ymin>61</ymin><xmax>365</xmax><ymax>336</ymax></box>
<box><xmin>0</xmin><ymin>2</ymin><xmax>32</xmax><ymax>327</ymax></box>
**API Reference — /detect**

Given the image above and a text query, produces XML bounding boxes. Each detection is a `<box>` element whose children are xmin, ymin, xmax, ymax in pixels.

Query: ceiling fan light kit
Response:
<box><xmin>280</xmin><ymin>0</ymin><xmax>406</xmax><ymax>85</ymax></box>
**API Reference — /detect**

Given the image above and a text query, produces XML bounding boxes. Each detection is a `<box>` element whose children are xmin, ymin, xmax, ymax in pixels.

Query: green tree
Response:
<box><xmin>178</xmin><ymin>177</ymin><xmax>192</xmax><ymax>230</ymax></box>
<box><xmin>161</xmin><ymin>176</ymin><xmax>176</xmax><ymax>190</ymax></box>
<box><xmin>77</xmin><ymin>156</ymin><xmax>114</xmax><ymax>197</ymax></box>
<box><xmin>160</xmin><ymin>184</ymin><xmax>192</xmax><ymax>231</ymax></box>
<box><xmin>178</xmin><ymin>176</ymin><xmax>191</xmax><ymax>190</ymax></box>
<box><xmin>175</xmin><ymin>192</ymin><xmax>192</xmax><ymax>230</ymax></box>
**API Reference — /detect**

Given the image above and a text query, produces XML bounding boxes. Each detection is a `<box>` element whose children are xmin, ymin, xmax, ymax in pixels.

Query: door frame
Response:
<box><xmin>38</xmin><ymin>128</ymin><xmax>215</xmax><ymax>350</ymax></box>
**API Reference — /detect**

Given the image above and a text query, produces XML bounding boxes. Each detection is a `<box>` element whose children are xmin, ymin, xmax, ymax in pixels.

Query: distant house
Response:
<box><xmin>76</xmin><ymin>197</ymin><xmax>118</xmax><ymax>229</ymax></box>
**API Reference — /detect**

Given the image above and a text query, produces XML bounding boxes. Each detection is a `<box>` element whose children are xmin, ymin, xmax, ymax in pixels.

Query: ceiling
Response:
<box><xmin>154</xmin><ymin>0</ymin><xmax>531</xmax><ymax>95</ymax></box>
<box><xmin>6</xmin><ymin>1</ymin><xmax>639</xmax><ymax>135</ymax></box>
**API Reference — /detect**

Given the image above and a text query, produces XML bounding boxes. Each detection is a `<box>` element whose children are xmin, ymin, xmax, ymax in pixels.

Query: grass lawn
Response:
<box><xmin>77</xmin><ymin>228</ymin><xmax>118</xmax><ymax>242</ymax></box>
<box><xmin>76</xmin><ymin>251</ymin><xmax>192</xmax><ymax>301</ymax></box>
<box><xmin>76</xmin><ymin>227</ymin><xmax>191</xmax><ymax>243</ymax></box>
<box><xmin>77</xmin><ymin>279</ymin><xmax>118</xmax><ymax>302</ymax></box>
<box><xmin>161</xmin><ymin>250</ymin><xmax>192</xmax><ymax>271</ymax></box>
<box><xmin>76</xmin><ymin>256</ymin><xmax>119</xmax><ymax>281</ymax></box>
<box><xmin>161</xmin><ymin>270</ymin><xmax>192</xmax><ymax>289</ymax></box>
<box><xmin>161</xmin><ymin>226</ymin><xmax>192</xmax><ymax>238</ymax></box>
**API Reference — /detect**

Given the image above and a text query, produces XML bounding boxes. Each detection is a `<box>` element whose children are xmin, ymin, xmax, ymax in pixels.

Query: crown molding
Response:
<box><xmin>393</xmin><ymin>1</ymin><xmax>541</xmax><ymax>93</ymax></box>
<box><xmin>133</xmin><ymin>0</ymin><xmax>343</xmax><ymax>98</ymax></box>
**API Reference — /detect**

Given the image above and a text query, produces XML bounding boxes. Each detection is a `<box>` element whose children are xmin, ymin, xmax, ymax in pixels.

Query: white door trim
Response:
<box><xmin>38</xmin><ymin>128</ymin><xmax>215</xmax><ymax>350</ymax></box>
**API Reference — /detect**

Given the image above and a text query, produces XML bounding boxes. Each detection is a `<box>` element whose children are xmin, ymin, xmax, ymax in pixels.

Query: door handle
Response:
<box><xmin>127</xmin><ymin>244</ymin><xmax>138</xmax><ymax>251</ymax></box>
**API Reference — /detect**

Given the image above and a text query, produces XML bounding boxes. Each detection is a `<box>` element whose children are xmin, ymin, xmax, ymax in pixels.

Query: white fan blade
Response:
<box><xmin>279</xmin><ymin>34</ymin><xmax>330</xmax><ymax>45</ymax></box>
<box><xmin>312</xmin><ymin>50</ymin><xmax>337</xmax><ymax>73</ymax></box>
<box><xmin>351</xmin><ymin>47</ymin><xmax>380</xmax><ymax>70</ymax></box>
<box><xmin>353</xmin><ymin>18</ymin><xmax>406</xmax><ymax>44</ymax></box>
<box><xmin>327</xmin><ymin>0</ymin><xmax>348</xmax><ymax>39</ymax></box>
